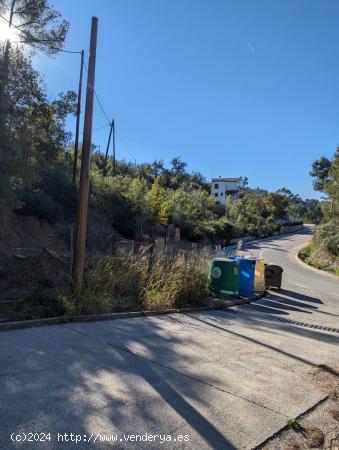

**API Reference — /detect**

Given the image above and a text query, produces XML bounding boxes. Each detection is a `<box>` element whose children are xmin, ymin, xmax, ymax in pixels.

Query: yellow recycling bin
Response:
<box><xmin>254</xmin><ymin>258</ymin><xmax>265</xmax><ymax>291</ymax></box>
<box><xmin>245</xmin><ymin>257</ymin><xmax>265</xmax><ymax>292</ymax></box>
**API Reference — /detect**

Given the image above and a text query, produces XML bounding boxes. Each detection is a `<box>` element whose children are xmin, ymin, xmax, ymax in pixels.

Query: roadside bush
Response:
<box><xmin>314</xmin><ymin>221</ymin><xmax>339</xmax><ymax>256</ymax></box>
<box><xmin>142</xmin><ymin>253</ymin><xmax>209</xmax><ymax>310</ymax></box>
<box><xmin>199</xmin><ymin>219</ymin><xmax>236</xmax><ymax>244</ymax></box>
<box><xmin>16</xmin><ymin>190</ymin><xmax>64</xmax><ymax>224</ymax></box>
<box><xmin>322</xmin><ymin>235</ymin><xmax>339</xmax><ymax>256</ymax></box>
<box><xmin>71</xmin><ymin>250</ymin><xmax>210</xmax><ymax>314</ymax></box>
<box><xmin>91</xmin><ymin>175</ymin><xmax>139</xmax><ymax>238</ymax></box>
<box><xmin>300</xmin><ymin>220</ymin><xmax>338</xmax><ymax>274</ymax></box>
<box><xmin>87</xmin><ymin>252</ymin><xmax>149</xmax><ymax>301</ymax></box>
<box><xmin>39</xmin><ymin>169</ymin><xmax>78</xmax><ymax>217</ymax></box>
<box><xmin>4</xmin><ymin>290</ymin><xmax>68</xmax><ymax>321</ymax></box>
<box><xmin>79</xmin><ymin>289</ymin><xmax>111</xmax><ymax>315</ymax></box>
<box><xmin>299</xmin><ymin>243</ymin><xmax>314</xmax><ymax>260</ymax></box>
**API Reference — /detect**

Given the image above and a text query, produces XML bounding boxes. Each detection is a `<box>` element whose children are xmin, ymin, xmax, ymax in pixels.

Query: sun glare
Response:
<box><xmin>0</xmin><ymin>20</ymin><xmax>20</xmax><ymax>43</ymax></box>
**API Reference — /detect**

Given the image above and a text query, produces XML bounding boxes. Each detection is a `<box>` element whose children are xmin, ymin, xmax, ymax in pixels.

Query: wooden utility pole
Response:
<box><xmin>103</xmin><ymin>120</ymin><xmax>113</xmax><ymax>176</ymax></box>
<box><xmin>73</xmin><ymin>17</ymin><xmax>98</xmax><ymax>293</ymax></box>
<box><xmin>72</xmin><ymin>49</ymin><xmax>84</xmax><ymax>183</ymax></box>
<box><xmin>112</xmin><ymin>119</ymin><xmax>116</xmax><ymax>175</ymax></box>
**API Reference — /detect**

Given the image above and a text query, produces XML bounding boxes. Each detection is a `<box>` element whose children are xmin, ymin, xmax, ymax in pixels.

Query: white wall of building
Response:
<box><xmin>211</xmin><ymin>178</ymin><xmax>240</xmax><ymax>205</ymax></box>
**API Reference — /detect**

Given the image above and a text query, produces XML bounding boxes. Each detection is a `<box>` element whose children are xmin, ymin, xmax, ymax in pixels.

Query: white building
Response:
<box><xmin>211</xmin><ymin>177</ymin><xmax>240</xmax><ymax>205</ymax></box>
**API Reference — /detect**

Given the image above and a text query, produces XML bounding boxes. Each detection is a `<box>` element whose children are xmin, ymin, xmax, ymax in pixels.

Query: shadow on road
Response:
<box><xmin>281</xmin><ymin>290</ymin><xmax>323</xmax><ymax>305</ymax></box>
<box><xmin>267</xmin><ymin>294</ymin><xmax>318</xmax><ymax>310</ymax></box>
<box><xmin>184</xmin><ymin>311</ymin><xmax>339</xmax><ymax>361</ymax></box>
<box><xmin>0</xmin><ymin>316</ymin><xmax>238</xmax><ymax>450</ymax></box>
<box><xmin>237</xmin><ymin>288</ymin><xmax>326</xmax><ymax>318</ymax></box>
<box><xmin>257</xmin><ymin>298</ymin><xmax>313</xmax><ymax>314</ymax></box>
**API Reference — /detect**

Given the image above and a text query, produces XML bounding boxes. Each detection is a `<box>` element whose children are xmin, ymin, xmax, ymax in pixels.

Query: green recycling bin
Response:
<box><xmin>208</xmin><ymin>258</ymin><xmax>239</xmax><ymax>298</ymax></box>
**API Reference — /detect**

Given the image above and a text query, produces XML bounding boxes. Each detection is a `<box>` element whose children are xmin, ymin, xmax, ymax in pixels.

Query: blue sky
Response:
<box><xmin>32</xmin><ymin>0</ymin><xmax>339</xmax><ymax>199</ymax></box>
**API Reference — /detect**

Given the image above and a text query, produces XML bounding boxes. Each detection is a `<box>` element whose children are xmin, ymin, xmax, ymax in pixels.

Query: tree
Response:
<box><xmin>171</xmin><ymin>157</ymin><xmax>187</xmax><ymax>176</ymax></box>
<box><xmin>127</xmin><ymin>177</ymin><xmax>150</xmax><ymax>220</ymax></box>
<box><xmin>0</xmin><ymin>0</ymin><xmax>69</xmax><ymax>135</ymax></box>
<box><xmin>239</xmin><ymin>176</ymin><xmax>249</xmax><ymax>189</ymax></box>
<box><xmin>302</xmin><ymin>199</ymin><xmax>323</xmax><ymax>224</ymax></box>
<box><xmin>147</xmin><ymin>177</ymin><xmax>171</xmax><ymax>225</ymax></box>
<box><xmin>327</xmin><ymin>148</ymin><xmax>339</xmax><ymax>218</ymax></box>
<box><xmin>310</xmin><ymin>156</ymin><xmax>332</xmax><ymax>193</ymax></box>
<box><xmin>0</xmin><ymin>43</ymin><xmax>76</xmax><ymax>215</ymax></box>
<box><xmin>310</xmin><ymin>149</ymin><xmax>339</xmax><ymax>219</ymax></box>
<box><xmin>276</xmin><ymin>188</ymin><xmax>305</xmax><ymax>221</ymax></box>
<box><xmin>169</xmin><ymin>157</ymin><xmax>188</xmax><ymax>188</ymax></box>
<box><xmin>265</xmin><ymin>192</ymin><xmax>289</xmax><ymax>222</ymax></box>
<box><xmin>1</xmin><ymin>0</ymin><xmax>69</xmax><ymax>54</ymax></box>
<box><xmin>190</xmin><ymin>171</ymin><xmax>210</xmax><ymax>191</ymax></box>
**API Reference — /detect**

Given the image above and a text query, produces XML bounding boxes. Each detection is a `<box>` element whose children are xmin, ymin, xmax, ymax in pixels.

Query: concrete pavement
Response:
<box><xmin>0</xmin><ymin>229</ymin><xmax>338</xmax><ymax>449</ymax></box>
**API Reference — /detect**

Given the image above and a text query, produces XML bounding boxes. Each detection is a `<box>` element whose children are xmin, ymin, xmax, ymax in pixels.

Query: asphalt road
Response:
<box><xmin>0</xmin><ymin>229</ymin><xmax>338</xmax><ymax>450</ymax></box>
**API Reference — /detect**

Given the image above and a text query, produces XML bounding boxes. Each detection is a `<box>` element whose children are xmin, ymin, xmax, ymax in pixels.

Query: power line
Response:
<box><xmin>0</xmin><ymin>14</ymin><xmax>82</xmax><ymax>54</ymax></box>
<box><xmin>83</xmin><ymin>60</ymin><xmax>111</xmax><ymax>123</ymax></box>
<box><xmin>93</xmin><ymin>123</ymin><xmax>111</xmax><ymax>132</ymax></box>
<box><xmin>23</xmin><ymin>39</ymin><xmax>81</xmax><ymax>55</ymax></box>
<box><xmin>82</xmin><ymin>59</ymin><xmax>112</xmax><ymax>124</ymax></box>
<box><xmin>94</xmin><ymin>91</ymin><xmax>111</xmax><ymax>123</ymax></box>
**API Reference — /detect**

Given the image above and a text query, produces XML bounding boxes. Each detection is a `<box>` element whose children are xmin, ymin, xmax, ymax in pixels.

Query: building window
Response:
<box><xmin>220</xmin><ymin>192</ymin><xmax>223</xmax><ymax>196</ymax></box>
<box><xmin>214</xmin><ymin>183</ymin><xmax>219</xmax><ymax>189</ymax></box>
<box><xmin>214</xmin><ymin>193</ymin><xmax>218</xmax><ymax>197</ymax></box>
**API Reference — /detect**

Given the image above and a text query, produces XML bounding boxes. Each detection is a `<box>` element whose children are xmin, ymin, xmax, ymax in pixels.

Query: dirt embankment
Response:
<box><xmin>0</xmin><ymin>209</ymin><xmax>118</xmax><ymax>320</ymax></box>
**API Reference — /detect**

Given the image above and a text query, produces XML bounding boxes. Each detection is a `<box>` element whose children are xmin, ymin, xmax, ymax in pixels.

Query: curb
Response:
<box><xmin>293</xmin><ymin>243</ymin><xmax>338</xmax><ymax>280</ymax></box>
<box><xmin>0</xmin><ymin>293</ymin><xmax>265</xmax><ymax>333</ymax></box>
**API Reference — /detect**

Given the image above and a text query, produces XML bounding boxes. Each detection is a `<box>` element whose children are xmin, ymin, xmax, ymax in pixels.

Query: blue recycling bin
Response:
<box><xmin>229</xmin><ymin>256</ymin><xmax>255</xmax><ymax>298</ymax></box>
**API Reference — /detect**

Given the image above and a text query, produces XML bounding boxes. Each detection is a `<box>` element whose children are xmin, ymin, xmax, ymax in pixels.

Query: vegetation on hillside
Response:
<box><xmin>300</xmin><ymin>149</ymin><xmax>339</xmax><ymax>274</ymax></box>
<box><xmin>88</xmin><ymin>153</ymin><xmax>323</xmax><ymax>243</ymax></box>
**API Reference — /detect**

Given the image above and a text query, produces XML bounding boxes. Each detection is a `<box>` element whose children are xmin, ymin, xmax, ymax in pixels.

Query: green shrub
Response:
<box><xmin>323</xmin><ymin>236</ymin><xmax>339</xmax><ymax>256</ymax></box>
<box><xmin>313</xmin><ymin>220</ymin><xmax>339</xmax><ymax>257</ymax></box>
<box><xmin>307</xmin><ymin>257</ymin><xmax>329</xmax><ymax>271</ymax></box>
<box><xmin>71</xmin><ymin>250</ymin><xmax>211</xmax><ymax>314</ymax></box>
<box><xmin>39</xmin><ymin>170</ymin><xmax>78</xmax><ymax>217</ymax></box>
<box><xmin>92</xmin><ymin>175</ymin><xmax>139</xmax><ymax>238</ymax></box>
<box><xmin>204</xmin><ymin>218</ymin><xmax>235</xmax><ymax>243</ymax></box>
<box><xmin>299</xmin><ymin>243</ymin><xmax>314</xmax><ymax>260</ymax></box>
<box><xmin>16</xmin><ymin>190</ymin><xmax>64</xmax><ymax>223</ymax></box>
<box><xmin>5</xmin><ymin>290</ymin><xmax>67</xmax><ymax>321</ymax></box>
<box><xmin>79</xmin><ymin>289</ymin><xmax>111</xmax><ymax>315</ymax></box>
<box><xmin>300</xmin><ymin>221</ymin><xmax>338</xmax><ymax>273</ymax></box>
<box><xmin>183</xmin><ymin>218</ymin><xmax>236</xmax><ymax>243</ymax></box>
<box><xmin>142</xmin><ymin>254</ymin><xmax>209</xmax><ymax>310</ymax></box>
<box><xmin>314</xmin><ymin>220</ymin><xmax>338</xmax><ymax>242</ymax></box>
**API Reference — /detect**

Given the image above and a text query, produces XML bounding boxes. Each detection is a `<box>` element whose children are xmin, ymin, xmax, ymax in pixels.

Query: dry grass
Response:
<box><xmin>142</xmin><ymin>253</ymin><xmax>209</xmax><ymax>310</ymax></box>
<box><xmin>76</xmin><ymin>248</ymin><xmax>210</xmax><ymax>314</ymax></box>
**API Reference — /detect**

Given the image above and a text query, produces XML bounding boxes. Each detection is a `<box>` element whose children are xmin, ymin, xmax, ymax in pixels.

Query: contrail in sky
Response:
<box><xmin>246</xmin><ymin>42</ymin><xmax>256</xmax><ymax>54</ymax></box>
